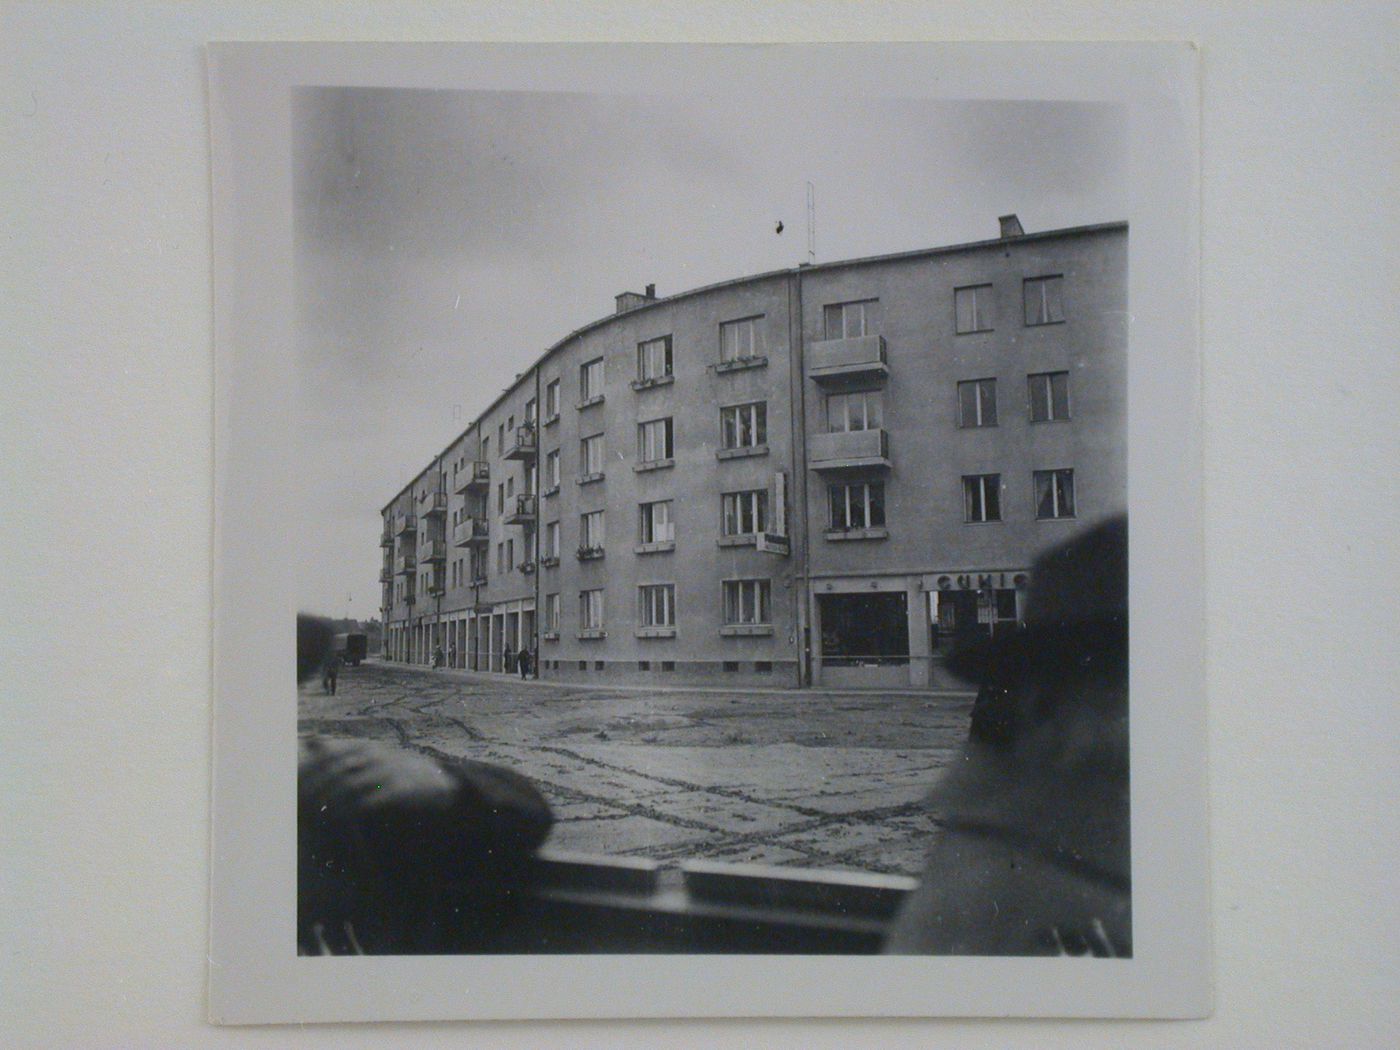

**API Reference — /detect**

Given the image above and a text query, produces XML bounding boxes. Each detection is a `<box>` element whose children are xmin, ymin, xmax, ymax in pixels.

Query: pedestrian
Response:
<box><xmin>432</xmin><ymin>643</ymin><xmax>444</xmax><ymax>669</ymax></box>
<box><xmin>885</xmin><ymin>514</ymin><xmax>1131</xmax><ymax>957</ymax></box>
<box><xmin>321</xmin><ymin>650</ymin><xmax>342</xmax><ymax>696</ymax></box>
<box><xmin>503</xmin><ymin>642</ymin><xmax>513</xmax><ymax>675</ymax></box>
<box><xmin>518</xmin><ymin>647</ymin><xmax>531</xmax><ymax>679</ymax></box>
<box><xmin>447</xmin><ymin>641</ymin><xmax>456</xmax><ymax>669</ymax></box>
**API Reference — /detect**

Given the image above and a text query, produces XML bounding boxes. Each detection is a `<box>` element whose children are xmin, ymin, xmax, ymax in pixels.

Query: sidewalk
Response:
<box><xmin>365</xmin><ymin>657</ymin><xmax>975</xmax><ymax>700</ymax></box>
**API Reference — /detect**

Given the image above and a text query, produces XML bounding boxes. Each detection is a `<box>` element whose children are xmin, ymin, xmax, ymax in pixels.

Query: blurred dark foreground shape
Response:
<box><xmin>885</xmin><ymin>513</ymin><xmax>1131</xmax><ymax>955</ymax></box>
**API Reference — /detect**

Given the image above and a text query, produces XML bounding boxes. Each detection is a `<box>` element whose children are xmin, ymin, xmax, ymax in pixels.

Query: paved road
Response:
<box><xmin>300</xmin><ymin>662</ymin><xmax>975</xmax><ymax>876</ymax></box>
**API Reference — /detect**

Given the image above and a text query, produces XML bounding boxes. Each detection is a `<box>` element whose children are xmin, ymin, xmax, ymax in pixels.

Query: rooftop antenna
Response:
<box><xmin>806</xmin><ymin>181</ymin><xmax>816</xmax><ymax>264</ymax></box>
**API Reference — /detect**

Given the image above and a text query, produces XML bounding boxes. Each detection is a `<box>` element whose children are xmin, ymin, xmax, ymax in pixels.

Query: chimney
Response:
<box><xmin>614</xmin><ymin>284</ymin><xmax>659</xmax><ymax>314</ymax></box>
<box><xmin>998</xmin><ymin>214</ymin><xmax>1025</xmax><ymax>239</ymax></box>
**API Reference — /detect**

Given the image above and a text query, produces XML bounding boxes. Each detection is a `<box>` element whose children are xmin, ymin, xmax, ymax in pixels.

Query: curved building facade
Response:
<box><xmin>381</xmin><ymin>216</ymin><xmax>1127</xmax><ymax>689</ymax></box>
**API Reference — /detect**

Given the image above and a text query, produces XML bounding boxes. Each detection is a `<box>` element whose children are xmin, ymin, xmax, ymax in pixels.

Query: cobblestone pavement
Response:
<box><xmin>299</xmin><ymin>661</ymin><xmax>976</xmax><ymax>876</ymax></box>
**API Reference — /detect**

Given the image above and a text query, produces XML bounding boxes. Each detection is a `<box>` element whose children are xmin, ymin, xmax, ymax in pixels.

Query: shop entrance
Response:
<box><xmin>816</xmin><ymin>591</ymin><xmax>909</xmax><ymax>688</ymax></box>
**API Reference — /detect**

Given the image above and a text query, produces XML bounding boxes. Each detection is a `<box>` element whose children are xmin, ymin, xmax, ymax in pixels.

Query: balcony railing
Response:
<box><xmin>806</xmin><ymin>334</ymin><xmax>888</xmax><ymax>384</ymax></box>
<box><xmin>378</xmin><ymin>567</ymin><xmax>393</xmax><ymax>583</ymax></box>
<box><xmin>453</xmin><ymin>517</ymin><xmax>489</xmax><ymax>547</ymax></box>
<box><xmin>419</xmin><ymin>537</ymin><xmax>446</xmax><ymax>563</ymax></box>
<box><xmin>427</xmin><ymin>578</ymin><xmax>446</xmax><ymax>596</ymax></box>
<box><xmin>395</xmin><ymin>552</ymin><xmax>417</xmax><ymax>574</ymax></box>
<box><xmin>419</xmin><ymin>489</ymin><xmax>448</xmax><ymax>517</ymax></box>
<box><xmin>453</xmin><ymin>461</ymin><xmax>490</xmax><ymax>493</ymax></box>
<box><xmin>808</xmin><ymin>428</ymin><xmax>891</xmax><ymax>471</ymax></box>
<box><xmin>379</xmin><ymin>525</ymin><xmax>394</xmax><ymax>547</ymax></box>
<box><xmin>393</xmin><ymin>513</ymin><xmax>417</xmax><ymax>535</ymax></box>
<box><xmin>504</xmin><ymin>493</ymin><xmax>538</xmax><ymax>525</ymax></box>
<box><xmin>503</xmin><ymin>424</ymin><xmax>537</xmax><ymax>461</ymax></box>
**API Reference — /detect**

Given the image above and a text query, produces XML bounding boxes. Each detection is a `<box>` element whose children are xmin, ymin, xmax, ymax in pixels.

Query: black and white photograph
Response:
<box><xmin>209</xmin><ymin>41</ymin><xmax>1207</xmax><ymax>1022</ymax></box>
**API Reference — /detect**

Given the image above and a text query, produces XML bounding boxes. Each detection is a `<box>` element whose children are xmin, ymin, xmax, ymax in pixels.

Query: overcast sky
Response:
<box><xmin>293</xmin><ymin>87</ymin><xmax>1127</xmax><ymax>620</ymax></box>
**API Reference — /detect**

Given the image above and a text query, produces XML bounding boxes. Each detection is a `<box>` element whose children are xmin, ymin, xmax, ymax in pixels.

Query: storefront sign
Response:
<box><xmin>756</xmin><ymin>532</ymin><xmax>790</xmax><ymax>557</ymax></box>
<box><xmin>925</xmin><ymin>570</ymin><xmax>1029</xmax><ymax>592</ymax></box>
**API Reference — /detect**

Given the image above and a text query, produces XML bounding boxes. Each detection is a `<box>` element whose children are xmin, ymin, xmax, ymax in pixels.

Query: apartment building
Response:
<box><xmin>381</xmin><ymin>215</ymin><xmax>1127</xmax><ymax>689</ymax></box>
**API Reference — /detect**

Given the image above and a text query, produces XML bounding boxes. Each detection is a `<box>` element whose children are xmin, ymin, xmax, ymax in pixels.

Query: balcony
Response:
<box><xmin>393</xmin><ymin>513</ymin><xmax>417</xmax><ymax>536</ymax></box>
<box><xmin>518</xmin><ymin>560</ymin><xmax>537</xmax><ymax>575</ymax></box>
<box><xmin>404</xmin><ymin>590</ymin><xmax>417</xmax><ymax>605</ymax></box>
<box><xmin>808</xmin><ymin>428</ymin><xmax>891</xmax><ymax>472</ymax></box>
<box><xmin>503</xmin><ymin>424</ymin><xmax>537</xmax><ymax>461</ymax></box>
<box><xmin>395</xmin><ymin>553</ymin><xmax>416</xmax><ymax>575</ymax></box>
<box><xmin>378</xmin><ymin>567</ymin><xmax>393</xmax><ymax>583</ymax></box>
<box><xmin>419</xmin><ymin>537</ymin><xmax>446</xmax><ymax>563</ymax></box>
<box><xmin>427</xmin><ymin>577</ymin><xmax>446</xmax><ymax>596</ymax></box>
<box><xmin>806</xmin><ymin>334</ymin><xmax>888</xmax><ymax>384</ymax></box>
<box><xmin>453</xmin><ymin>516</ymin><xmax>489</xmax><ymax>547</ymax></box>
<box><xmin>504</xmin><ymin>493</ymin><xmax>537</xmax><ymax>525</ymax></box>
<box><xmin>419</xmin><ymin>489</ymin><xmax>448</xmax><ymax>517</ymax></box>
<box><xmin>453</xmin><ymin>461</ymin><xmax>490</xmax><ymax>493</ymax></box>
<box><xmin>379</xmin><ymin>525</ymin><xmax>394</xmax><ymax>547</ymax></box>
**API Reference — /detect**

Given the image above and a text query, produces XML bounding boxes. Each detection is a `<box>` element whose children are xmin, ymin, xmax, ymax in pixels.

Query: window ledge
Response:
<box><xmin>634</xmin><ymin>541</ymin><xmax>676</xmax><ymax>555</ymax></box>
<box><xmin>1035</xmin><ymin>515</ymin><xmax>1078</xmax><ymax>523</ymax></box>
<box><xmin>634</xmin><ymin>458</ymin><xmax>675</xmax><ymax>473</ymax></box>
<box><xmin>717</xmin><ymin>444</ymin><xmax>769</xmax><ymax>461</ymax></box>
<box><xmin>577</xmin><ymin>472</ymin><xmax>605</xmax><ymax>485</ymax></box>
<box><xmin>825</xmin><ymin>527</ymin><xmax>889</xmax><ymax>542</ymax></box>
<box><xmin>542</xmin><ymin>414</ymin><xmax>560</xmax><ymax>427</ymax></box>
<box><xmin>955</xmin><ymin>327</ymin><xmax>995</xmax><ymax>335</ymax></box>
<box><xmin>1029</xmin><ymin>417</ymin><xmax>1072</xmax><ymax>425</ymax></box>
<box><xmin>636</xmin><ymin>627</ymin><xmax>677</xmax><ymax>639</ymax></box>
<box><xmin>541</xmin><ymin>631</ymin><xmax>560</xmax><ymax>642</ymax></box>
<box><xmin>720</xmin><ymin>624</ymin><xmax>773</xmax><ymax>637</ymax></box>
<box><xmin>577</xmin><ymin>547</ymin><xmax>606</xmax><ymax>561</ymax></box>
<box><xmin>542</xmin><ymin>484</ymin><xmax>560</xmax><ymax>497</ymax></box>
<box><xmin>714</xmin><ymin>355</ymin><xmax>768</xmax><ymax>374</ymax></box>
<box><xmin>630</xmin><ymin>375</ymin><xmax>675</xmax><ymax>391</ymax></box>
<box><xmin>1025</xmin><ymin>319</ymin><xmax>1067</xmax><ymax>328</ymax></box>
<box><xmin>577</xmin><ymin>629</ymin><xmax>607</xmax><ymax>640</ymax></box>
<box><xmin>540</xmin><ymin>556</ymin><xmax>560</xmax><ymax>568</ymax></box>
<box><xmin>717</xmin><ymin>534</ymin><xmax>758</xmax><ymax>548</ymax></box>
<box><xmin>576</xmin><ymin>395</ymin><xmax>605</xmax><ymax>410</ymax></box>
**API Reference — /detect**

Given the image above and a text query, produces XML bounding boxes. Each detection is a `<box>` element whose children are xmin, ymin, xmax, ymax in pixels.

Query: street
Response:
<box><xmin>299</xmin><ymin>662</ymin><xmax>976</xmax><ymax>876</ymax></box>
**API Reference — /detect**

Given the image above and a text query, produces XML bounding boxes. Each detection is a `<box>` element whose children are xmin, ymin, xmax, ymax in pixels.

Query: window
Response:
<box><xmin>639</xmin><ymin>500</ymin><xmax>674</xmax><ymax>544</ymax></box>
<box><xmin>497</xmin><ymin>482</ymin><xmax>505</xmax><ymax>514</ymax></box>
<box><xmin>639</xmin><ymin>584</ymin><xmax>676</xmax><ymax>628</ymax></box>
<box><xmin>545</xmin><ymin>379</ymin><xmax>560</xmax><ymax>419</ymax></box>
<box><xmin>721</xmin><ymin>401</ymin><xmax>767</xmax><ymax>449</ymax></box>
<box><xmin>524</xmin><ymin>399</ymin><xmax>536</xmax><ymax>425</ymax></box>
<box><xmin>544</xmin><ymin>593</ymin><xmax>560</xmax><ymax>632</ymax></box>
<box><xmin>506</xmin><ymin>537</ymin><xmax>514</xmax><ymax>572</ymax></box>
<box><xmin>722</xmin><ymin>490</ymin><xmax>768</xmax><ymax>536</ymax></box>
<box><xmin>723</xmin><ymin>579</ymin><xmax>771</xmax><ymax>625</ymax></box>
<box><xmin>545</xmin><ymin>520</ymin><xmax>560</xmax><ymax>559</ymax></box>
<box><xmin>963</xmin><ymin>474</ymin><xmax>1002</xmax><ymax>523</ymax></box>
<box><xmin>507</xmin><ymin>414</ymin><xmax>514</xmax><ymax>433</ymax></box>
<box><xmin>579</xmin><ymin>589</ymin><xmax>605</xmax><ymax>630</ymax></box>
<box><xmin>1034</xmin><ymin>469</ymin><xmax>1076</xmax><ymax>520</ymax></box>
<box><xmin>637</xmin><ymin>336</ymin><xmax>672</xmax><ymax>382</ymax></box>
<box><xmin>498</xmin><ymin>422</ymin><xmax>505</xmax><ymax>449</ymax></box>
<box><xmin>581</xmin><ymin>510</ymin><xmax>605</xmax><ymax>550</ymax></box>
<box><xmin>544</xmin><ymin>448</ymin><xmax>560</xmax><ymax>488</ymax></box>
<box><xmin>637</xmin><ymin>417</ymin><xmax>674</xmax><ymax>462</ymax></box>
<box><xmin>481</xmin><ymin>435</ymin><xmax>489</xmax><ymax>460</ymax></box>
<box><xmin>1024</xmin><ymin>275</ymin><xmax>1064</xmax><ymax>326</ymax></box>
<box><xmin>826</xmin><ymin>389</ymin><xmax>883</xmax><ymax>432</ymax></box>
<box><xmin>580</xmin><ymin>433</ymin><xmax>605</xmax><ymax>476</ymax></box>
<box><xmin>506</xmin><ymin>476</ymin><xmax>514</xmax><ymax>499</ymax></box>
<box><xmin>1028</xmin><ymin>371</ymin><xmax>1070</xmax><ymax>422</ymax></box>
<box><xmin>829</xmin><ymin>481</ymin><xmax>886</xmax><ymax>530</ymax></box>
<box><xmin>957</xmin><ymin>378</ymin><xmax>998</xmax><ymax>427</ymax></box>
<box><xmin>496</xmin><ymin>541</ymin><xmax>504</xmax><ymax>574</ymax></box>
<box><xmin>823</xmin><ymin>300</ymin><xmax>875</xmax><ymax>339</ymax></box>
<box><xmin>720</xmin><ymin>316</ymin><xmax>763</xmax><ymax>361</ymax></box>
<box><xmin>955</xmin><ymin>284</ymin><xmax>994</xmax><ymax>333</ymax></box>
<box><xmin>580</xmin><ymin>357</ymin><xmax>604</xmax><ymax>402</ymax></box>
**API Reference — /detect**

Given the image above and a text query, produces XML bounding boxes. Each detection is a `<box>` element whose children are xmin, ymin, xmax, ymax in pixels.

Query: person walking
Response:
<box><xmin>503</xmin><ymin>642</ymin><xmax>514</xmax><ymax>675</ymax></box>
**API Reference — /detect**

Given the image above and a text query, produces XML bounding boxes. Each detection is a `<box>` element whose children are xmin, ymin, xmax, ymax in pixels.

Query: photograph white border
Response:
<box><xmin>208</xmin><ymin>41</ymin><xmax>1206</xmax><ymax>1023</ymax></box>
